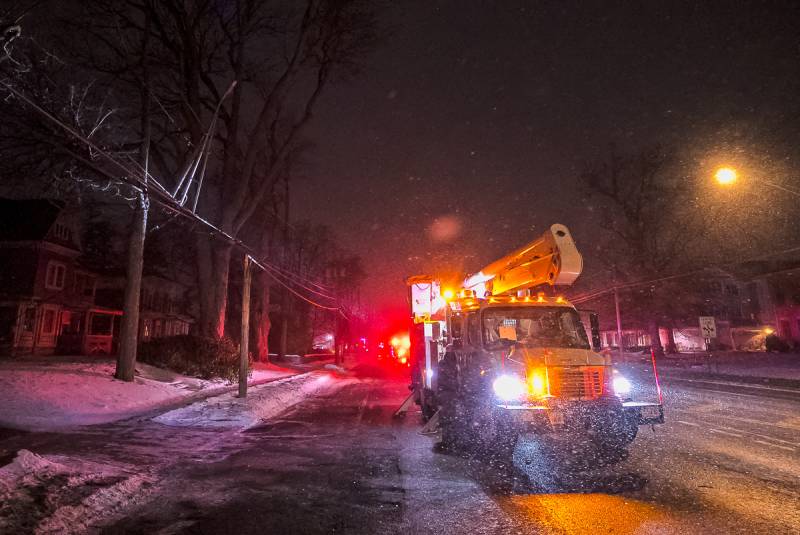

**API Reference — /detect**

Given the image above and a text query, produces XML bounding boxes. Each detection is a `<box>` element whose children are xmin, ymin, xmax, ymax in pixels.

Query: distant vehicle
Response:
<box><xmin>406</xmin><ymin>224</ymin><xmax>664</xmax><ymax>460</ymax></box>
<box><xmin>375</xmin><ymin>333</ymin><xmax>411</xmax><ymax>369</ymax></box>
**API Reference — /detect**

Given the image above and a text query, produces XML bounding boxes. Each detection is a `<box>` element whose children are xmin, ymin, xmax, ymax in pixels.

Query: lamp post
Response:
<box><xmin>713</xmin><ymin>166</ymin><xmax>792</xmax><ymax>339</ymax></box>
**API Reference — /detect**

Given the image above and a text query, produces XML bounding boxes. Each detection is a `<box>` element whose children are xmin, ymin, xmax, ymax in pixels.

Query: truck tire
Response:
<box><xmin>436</xmin><ymin>353</ymin><xmax>467</xmax><ymax>451</ymax></box>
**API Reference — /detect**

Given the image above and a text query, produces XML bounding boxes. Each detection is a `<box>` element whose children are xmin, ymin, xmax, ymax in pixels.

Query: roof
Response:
<box><xmin>0</xmin><ymin>198</ymin><xmax>64</xmax><ymax>241</ymax></box>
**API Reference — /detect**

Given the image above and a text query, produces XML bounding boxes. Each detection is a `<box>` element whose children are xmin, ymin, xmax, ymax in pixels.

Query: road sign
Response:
<box><xmin>699</xmin><ymin>316</ymin><xmax>717</xmax><ymax>338</ymax></box>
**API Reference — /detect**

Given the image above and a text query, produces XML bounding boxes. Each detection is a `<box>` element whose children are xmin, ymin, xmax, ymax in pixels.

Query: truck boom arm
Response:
<box><xmin>463</xmin><ymin>224</ymin><xmax>582</xmax><ymax>296</ymax></box>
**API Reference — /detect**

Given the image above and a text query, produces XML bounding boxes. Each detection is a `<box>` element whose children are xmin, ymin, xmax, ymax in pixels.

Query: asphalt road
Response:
<box><xmin>1</xmin><ymin>363</ymin><xmax>798</xmax><ymax>534</ymax></box>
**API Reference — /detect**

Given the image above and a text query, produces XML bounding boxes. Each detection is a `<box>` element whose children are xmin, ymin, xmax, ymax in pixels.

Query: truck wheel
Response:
<box><xmin>436</xmin><ymin>353</ymin><xmax>467</xmax><ymax>452</ymax></box>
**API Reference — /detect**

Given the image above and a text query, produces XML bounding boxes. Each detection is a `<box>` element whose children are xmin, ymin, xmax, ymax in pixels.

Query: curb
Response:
<box><xmin>121</xmin><ymin>371</ymin><xmax>315</xmax><ymax>426</ymax></box>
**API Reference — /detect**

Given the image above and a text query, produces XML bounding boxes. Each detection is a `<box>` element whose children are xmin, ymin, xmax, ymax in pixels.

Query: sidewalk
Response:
<box><xmin>0</xmin><ymin>356</ymin><xmax>297</xmax><ymax>432</ymax></box>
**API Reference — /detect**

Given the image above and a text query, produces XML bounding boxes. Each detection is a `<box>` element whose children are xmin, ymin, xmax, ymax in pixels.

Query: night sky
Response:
<box><xmin>296</xmin><ymin>0</ymin><xmax>800</xmax><ymax>308</ymax></box>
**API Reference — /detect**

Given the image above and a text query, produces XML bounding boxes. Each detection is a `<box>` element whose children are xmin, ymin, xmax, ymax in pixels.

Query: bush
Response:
<box><xmin>138</xmin><ymin>335</ymin><xmax>250</xmax><ymax>382</ymax></box>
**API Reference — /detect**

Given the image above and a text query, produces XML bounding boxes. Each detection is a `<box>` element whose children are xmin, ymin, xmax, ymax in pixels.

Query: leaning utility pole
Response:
<box><xmin>115</xmin><ymin>9</ymin><xmax>151</xmax><ymax>382</ymax></box>
<box><xmin>239</xmin><ymin>254</ymin><xmax>252</xmax><ymax>397</ymax></box>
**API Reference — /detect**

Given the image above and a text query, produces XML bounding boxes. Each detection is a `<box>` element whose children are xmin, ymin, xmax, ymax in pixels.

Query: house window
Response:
<box><xmin>52</xmin><ymin>223</ymin><xmax>72</xmax><ymax>242</ymax></box>
<box><xmin>154</xmin><ymin>319</ymin><xmax>162</xmax><ymax>338</ymax></box>
<box><xmin>45</xmin><ymin>262</ymin><xmax>66</xmax><ymax>290</ymax></box>
<box><xmin>41</xmin><ymin>309</ymin><xmax>56</xmax><ymax>335</ymax></box>
<box><xmin>142</xmin><ymin>319</ymin><xmax>151</xmax><ymax>339</ymax></box>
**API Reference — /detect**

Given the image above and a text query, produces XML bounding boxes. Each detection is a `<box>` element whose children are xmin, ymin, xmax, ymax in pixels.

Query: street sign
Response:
<box><xmin>699</xmin><ymin>316</ymin><xmax>717</xmax><ymax>338</ymax></box>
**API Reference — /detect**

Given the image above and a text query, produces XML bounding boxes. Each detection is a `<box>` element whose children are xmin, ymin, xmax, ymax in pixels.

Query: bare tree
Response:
<box><xmin>580</xmin><ymin>146</ymin><xmax>704</xmax><ymax>354</ymax></box>
<box><xmin>65</xmin><ymin>0</ymin><xmax>378</xmax><ymax>339</ymax></box>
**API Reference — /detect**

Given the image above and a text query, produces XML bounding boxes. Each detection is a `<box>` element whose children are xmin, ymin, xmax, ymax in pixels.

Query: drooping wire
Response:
<box><xmin>2</xmin><ymin>80</ymin><xmax>350</xmax><ymax>315</ymax></box>
<box><xmin>570</xmin><ymin>243</ymin><xmax>800</xmax><ymax>304</ymax></box>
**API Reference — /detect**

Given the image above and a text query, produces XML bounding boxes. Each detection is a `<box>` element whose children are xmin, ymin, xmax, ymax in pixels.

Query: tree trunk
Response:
<box><xmin>116</xmin><ymin>16</ymin><xmax>150</xmax><ymax>382</ymax></box>
<box><xmin>648</xmin><ymin>318</ymin><xmax>664</xmax><ymax>357</ymax></box>
<box><xmin>116</xmin><ymin>193</ymin><xmax>148</xmax><ymax>381</ymax></box>
<box><xmin>253</xmin><ymin>269</ymin><xmax>271</xmax><ymax>362</ymax></box>
<box><xmin>665</xmin><ymin>323</ymin><xmax>678</xmax><ymax>354</ymax></box>
<box><xmin>195</xmin><ymin>236</ymin><xmax>232</xmax><ymax>339</ymax></box>
<box><xmin>278</xmin><ymin>314</ymin><xmax>288</xmax><ymax>359</ymax></box>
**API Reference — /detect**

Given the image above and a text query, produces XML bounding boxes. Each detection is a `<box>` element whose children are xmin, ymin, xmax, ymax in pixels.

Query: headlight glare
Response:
<box><xmin>493</xmin><ymin>374</ymin><xmax>526</xmax><ymax>401</ymax></box>
<box><xmin>613</xmin><ymin>375</ymin><xmax>632</xmax><ymax>396</ymax></box>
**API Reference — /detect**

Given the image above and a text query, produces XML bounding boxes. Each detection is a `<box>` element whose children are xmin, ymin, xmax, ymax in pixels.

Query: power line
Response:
<box><xmin>570</xmin><ymin>243</ymin><xmax>800</xmax><ymax>304</ymax></box>
<box><xmin>2</xmin><ymin>80</ymin><xmax>349</xmax><ymax>315</ymax></box>
<box><xmin>258</xmin><ymin>261</ymin><xmax>337</xmax><ymax>300</ymax></box>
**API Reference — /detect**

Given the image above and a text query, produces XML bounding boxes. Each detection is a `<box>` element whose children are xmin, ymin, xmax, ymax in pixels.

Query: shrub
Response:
<box><xmin>138</xmin><ymin>335</ymin><xmax>251</xmax><ymax>382</ymax></box>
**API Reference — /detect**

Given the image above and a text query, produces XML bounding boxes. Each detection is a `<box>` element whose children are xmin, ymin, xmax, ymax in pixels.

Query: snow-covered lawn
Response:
<box><xmin>0</xmin><ymin>357</ymin><xmax>296</xmax><ymax>431</ymax></box>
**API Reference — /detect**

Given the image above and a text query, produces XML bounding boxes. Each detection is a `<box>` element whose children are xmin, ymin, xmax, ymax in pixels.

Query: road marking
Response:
<box><xmin>717</xmin><ymin>425</ymin><xmax>799</xmax><ymax>447</ymax></box>
<box><xmin>709</xmin><ymin>428</ymin><xmax>743</xmax><ymax>437</ymax></box>
<box><xmin>715</xmin><ymin>414</ymin><xmax>800</xmax><ymax>432</ymax></box>
<box><xmin>676</xmin><ymin>420</ymin><xmax>700</xmax><ymax>427</ymax></box>
<box><xmin>754</xmin><ymin>439</ymin><xmax>796</xmax><ymax>452</ymax></box>
<box><xmin>672</xmin><ymin>378</ymin><xmax>800</xmax><ymax>394</ymax></box>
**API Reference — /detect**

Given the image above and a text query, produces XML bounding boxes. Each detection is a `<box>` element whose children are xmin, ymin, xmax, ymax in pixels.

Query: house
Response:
<box><xmin>586</xmin><ymin>263</ymin><xmax>800</xmax><ymax>352</ymax></box>
<box><xmin>0</xmin><ymin>198</ymin><xmax>121</xmax><ymax>355</ymax></box>
<box><xmin>95</xmin><ymin>272</ymin><xmax>194</xmax><ymax>342</ymax></box>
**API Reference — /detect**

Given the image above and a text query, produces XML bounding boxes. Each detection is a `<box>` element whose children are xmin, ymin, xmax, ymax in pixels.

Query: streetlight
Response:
<box><xmin>714</xmin><ymin>167</ymin><xmax>738</xmax><ymax>186</ymax></box>
<box><xmin>713</xmin><ymin>166</ymin><xmax>800</xmax><ymax>197</ymax></box>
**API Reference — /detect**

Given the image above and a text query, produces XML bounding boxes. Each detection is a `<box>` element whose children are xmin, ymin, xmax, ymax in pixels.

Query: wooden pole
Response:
<box><xmin>614</xmin><ymin>286</ymin><xmax>624</xmax><ymax>362</ymax></box>
<box><xmin>239</xmin><ymin>254</ymin><xmax>252</xmax><ymax>398</ymax></box>
<box><xmin>115</xmin><ymin>8</ymin><xmax>151</xmax><ymax>382</ymax></box>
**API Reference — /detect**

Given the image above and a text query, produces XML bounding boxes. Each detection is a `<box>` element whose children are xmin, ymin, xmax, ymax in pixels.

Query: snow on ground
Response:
<box><xmin>619</xmin><ymin>351</ymin><xmax>800</xmax><ymax>381</ymax></box>
<box><xmin>0</xmin><ymin>357</ymin><xmax>296</xmax><ymax>431</ymax></box>
<box><xmin>0</xmin><ymin>448</ymin><xmax>155</xmax><ymax>534</ymax></box>
<box><xmin>658</xmin><ymin>352</ymin><xmax>800</xmax><ymax>381</ymax></box>
<box><xmin>154</xmin><ymin>371</ymin><xmax>350</xmax><ymax>430</ymax></box>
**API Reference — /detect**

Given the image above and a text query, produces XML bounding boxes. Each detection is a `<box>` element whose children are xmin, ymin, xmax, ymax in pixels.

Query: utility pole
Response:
<box><xmin>614</xmin><ymin>286</ymin><xmax>624</xmax><ymax>362</ymax></box>
<box><xmin>239</xmin><ymin>254</ymin><xmax>252</xmax><ymax>397</ymax></box>
<box><xmin>116</xmin><ymin>10</ymin><xmax>151</xmax><ymax>382</ymax></box>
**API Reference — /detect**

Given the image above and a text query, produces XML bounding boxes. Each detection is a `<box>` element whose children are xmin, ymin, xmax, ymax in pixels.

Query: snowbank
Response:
<box><xmin>0</xmin><ymin>449</ymin><xmax>154</xmax><ymax>534</ymax></box>
<box><xmin>0</xmin><ymin>358</ymin><xmax>296</xmax><ymax>431</ymax></box>
<box><xmin>154</xmin><ymin>371</ymin><xmax>347</xmax><ymax>429</ymax></box>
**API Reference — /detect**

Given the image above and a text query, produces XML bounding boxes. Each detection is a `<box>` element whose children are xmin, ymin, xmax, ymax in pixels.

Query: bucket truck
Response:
<box><xmin>406</xmin><ymin>224</ymin><xmax>663</xmax><ymax>458</ymax></box>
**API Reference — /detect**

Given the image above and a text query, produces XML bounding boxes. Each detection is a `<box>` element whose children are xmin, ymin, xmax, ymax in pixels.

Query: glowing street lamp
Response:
<box><xmin>713</xmin><ymin>165</ymin><xmax>800</xmax><ymax>197</ymax></box>
<box><xmin>714</xmin><ymin>167</ymin><xmax>738</xmax><ymax>186</ymax></box>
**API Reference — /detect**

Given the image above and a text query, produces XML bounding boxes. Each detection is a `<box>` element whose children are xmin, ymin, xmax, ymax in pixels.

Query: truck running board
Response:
<box><xmin>419</xmin><ymin>410</ymin><xmax>440</xmax><ymax>435</ymax></box>
<box><xmin>393</xmin><ymin>391</ymin><xmax>416</xmax><ymax>418</ymax></box>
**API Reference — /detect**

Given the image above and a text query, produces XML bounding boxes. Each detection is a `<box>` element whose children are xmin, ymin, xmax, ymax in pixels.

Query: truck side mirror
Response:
<box><xmin>589</xmin><ymin>313</ymin><xmax>601</xmax><ymax>352</ymax></box>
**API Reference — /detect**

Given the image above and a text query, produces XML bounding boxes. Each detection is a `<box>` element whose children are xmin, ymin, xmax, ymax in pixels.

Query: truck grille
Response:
<box><xmin>549</xmin><ymin>367</ymin><xmax>604</xmax><ymax>400</ymax></box>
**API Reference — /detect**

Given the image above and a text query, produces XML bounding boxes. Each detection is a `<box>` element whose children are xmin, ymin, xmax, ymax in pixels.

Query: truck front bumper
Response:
<box><xmin>497</xmin><ymin>399</ymin><xmax>664</xmax><ymax>431</ymax></box>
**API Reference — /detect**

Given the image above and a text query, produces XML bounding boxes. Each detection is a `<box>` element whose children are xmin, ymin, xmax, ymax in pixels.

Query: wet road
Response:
<box><xmin>1</xmin><ymin>365</ymin><xmax>798</xmax><ymax>534</ymax></box>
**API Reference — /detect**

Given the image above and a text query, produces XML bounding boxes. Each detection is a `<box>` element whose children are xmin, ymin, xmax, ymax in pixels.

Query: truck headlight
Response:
<box><xmin>613</xmin><ymin>374</ymin><xmax>632</xmax><ymax>396</ymax></box>
<box><xmin>493</xmin><ymin>374</ymin><xmax>526</xmax><ymax>401</ymax></box>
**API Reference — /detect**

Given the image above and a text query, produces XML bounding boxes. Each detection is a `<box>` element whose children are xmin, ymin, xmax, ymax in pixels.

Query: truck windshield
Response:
<box><xmin>482</xmin><ymin>307</ymin><xmax>590</xmax><ymax>350</ymax></box>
